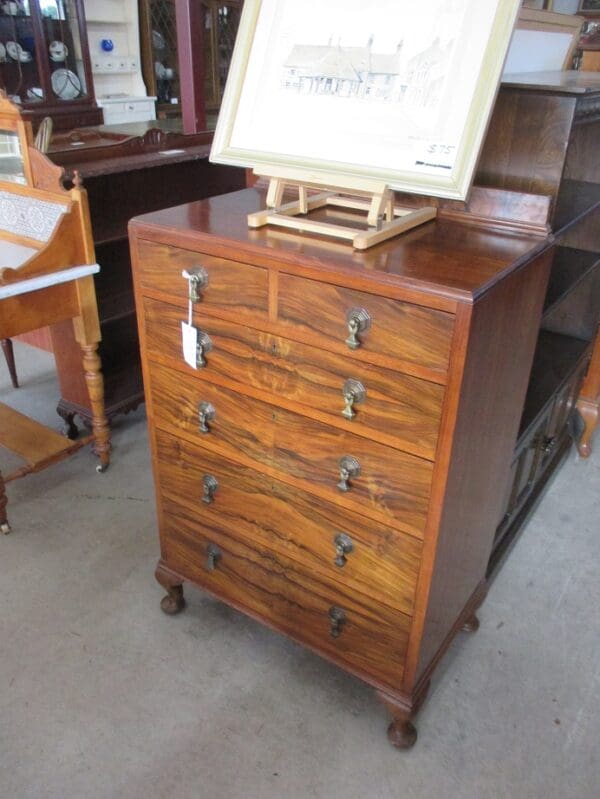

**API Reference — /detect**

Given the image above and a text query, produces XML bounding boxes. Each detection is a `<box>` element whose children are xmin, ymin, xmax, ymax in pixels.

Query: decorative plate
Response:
<box><xmin>152</xmin><ymin>29</ymin><xmax>165</xmax><ymax>51</ymax></box>
<box><xmin>0</xmin><ymin>43</ymin><xmax>5</xmax><ymax>63</ymax></box>
<box><xmin>51</xmin><ymin>68</ymin><xmax>82</xmax><ymax>100</ymax></box>
<box><xmin>49</xmin><ymin>40</ymin><xmax>68</xmax><ymax>62</ymax></box>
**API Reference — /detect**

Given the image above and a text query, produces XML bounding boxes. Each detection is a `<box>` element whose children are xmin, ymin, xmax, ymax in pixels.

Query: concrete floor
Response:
<box><xmin>0</xmin><ymin>343</ymin><xmax>598</xmax><ymax>799</ymax></box>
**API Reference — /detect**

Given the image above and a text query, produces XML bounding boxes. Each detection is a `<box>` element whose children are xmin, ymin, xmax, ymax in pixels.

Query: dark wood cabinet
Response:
<box><xmin>0</xmin><ymin>0</ymin><xmax>101</xmax><ymax>129</ymax></box>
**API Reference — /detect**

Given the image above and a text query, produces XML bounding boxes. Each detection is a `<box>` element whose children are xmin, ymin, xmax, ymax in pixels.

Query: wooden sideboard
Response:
<box><xmin>43</xmin><ymin>123</ymin><xmax>245</xmax><ymax>433</ymax></box>
<box><xmin>130</xmin><ymin>188</ymin><xmax>555</xmax><ymax>747</ymax></box>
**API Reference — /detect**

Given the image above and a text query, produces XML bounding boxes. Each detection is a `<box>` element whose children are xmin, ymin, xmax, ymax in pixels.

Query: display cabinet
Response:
<box><xmin>0</xmin><ymin>0</ymin><xmax>101</xmax><ymax>129</ymax></box>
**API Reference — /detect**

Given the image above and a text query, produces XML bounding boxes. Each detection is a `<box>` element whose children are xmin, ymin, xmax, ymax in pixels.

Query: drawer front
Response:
<box><xmin>155</xmin><ymin>430</ymin><xmax>422</xmax><ymax>615</ymax></box>
<box><xmin>149</xmin><ymin>362</ymin><xmax>433</xmax><ymax>536</ymax></box>
<box><xmin>278</xmin><ymin>274</ymin><xmax>454</xmax><ymax>375</ymax></box>
<box><xmin>142</xmin><ymin>296</ymin><xmax>444</xmax><ymax>460</ymax></box>
<box><xmin>136</xmin><ymin>239</ymin><xmax>269</xmax><ymax>321</ymax></box>
<box><xmin>161</xmin><ymin>495</ymin><xmax>410</xmax><ymax>689</ymax></box>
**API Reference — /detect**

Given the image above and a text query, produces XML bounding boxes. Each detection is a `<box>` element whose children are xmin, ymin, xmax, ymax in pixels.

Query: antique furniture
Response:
<box><xmin>129</xmin><ymin>70</ymin><xmax>599</xmax><ymax>748</ymax></box>
<box><xmin>0</xmin><ymin>93</ymin><xmax>110</xmax><ymax>533</ymax></box>
<box><xmin>0</xmin><ymin>0</ymin><xmax>101</xmax><ymax>129</ymax></box>
<box><xmin>40</xmin><ymin>122</ymin><xmax>244</xmax><ymax>434</ymax></box>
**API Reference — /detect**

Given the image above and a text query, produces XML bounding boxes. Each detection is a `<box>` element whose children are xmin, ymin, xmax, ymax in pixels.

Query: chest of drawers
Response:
<box><xmin>130</xmin><ymin>189</ymin><xmax>552</xmax><ymax>748</ymax></box>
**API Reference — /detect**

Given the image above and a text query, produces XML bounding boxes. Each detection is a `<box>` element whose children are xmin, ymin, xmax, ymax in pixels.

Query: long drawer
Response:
<box><xmin>136</xmin><ymin>239</ymin><xmax>269</xmax><ymax>323</ymax></box>
<box><xmin>277</xmin><ymin>273</ymin><xmax>454</xmax><ymax>377</ymax></box>
<box><xmin>142</xmin><ymin>296</ymin><xmax>444</xmax><ymax>459</ymax></box>
<box><xmin>160</xmin><ymin>495</ymin><xmax>411</xmax><ymax>690</ymax></box>
<box><xmin>155</xmin><ymin>430</ymin><xmax>422</xmax><ymax>616</ymax></box>
<box><xmin>148</xmin><ymin>362</ymin><xmax>433</xmax><ymax>537</ymax></box>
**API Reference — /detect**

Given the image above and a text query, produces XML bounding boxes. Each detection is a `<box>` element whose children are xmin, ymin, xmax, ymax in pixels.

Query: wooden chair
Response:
<box><xmin>0</xmin><ymin>93</ymin><xmax>110</xmax><ymax>534</ymax></box>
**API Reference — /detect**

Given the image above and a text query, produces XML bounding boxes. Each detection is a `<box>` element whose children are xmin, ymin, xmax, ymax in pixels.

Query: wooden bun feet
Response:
<box><xmin>155</xmin><ymin>561</ymin><xmax>185</xmax><ymax>615</ymax></box>
<box><xmin>376</xmin><ymin>685</ymin><xmax>429</xmax><ymax>750</ymax></box>
<box><xmin>461</xmin><ymin>613</ymin><xmax>480</xmax><ymax>633</ymax></box>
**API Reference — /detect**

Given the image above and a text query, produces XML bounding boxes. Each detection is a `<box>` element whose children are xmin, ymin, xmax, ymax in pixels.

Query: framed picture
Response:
<box><xmin>211</xmin><ymin>0</ymin><xmax>522</xmax><ymax>201</ymax></box>
<box><xmin>503</xmin><ymin>8</ymin><xmax>584</xmax><ymax>73</ymax></box>
<box><xmin>579</xmin><ymin>1</ymin><xmax>600</xmax><ymax>14</ymax></box>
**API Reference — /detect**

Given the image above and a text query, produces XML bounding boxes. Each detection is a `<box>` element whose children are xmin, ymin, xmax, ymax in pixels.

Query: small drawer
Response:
<box><xmin>142</xmin><ymin>296</ymin><xmax>444</xmax><ymax>460</ymax></box>
<box><xmin>135</xmin><ymin>239</ymin><xmax>269</xmax><ymax>322</ymax></box>
<box><xmin>148</xmin><ymin>362</ymin><xmax>433</xmax><ymax>537</ymax></box>
<box><xmin>155</xmin><ymin>430</ymin><xmax>422</xmax><ymax>616</ymax></box>
<box><xmin>277</xmin><ymin>274</ymin><xmax>454</xmax><ymax>377</ymax></box>
<box><xmin>160</xmin><ymin>495</ymin><xmax>411</xmax><ymax>690</ymax></box>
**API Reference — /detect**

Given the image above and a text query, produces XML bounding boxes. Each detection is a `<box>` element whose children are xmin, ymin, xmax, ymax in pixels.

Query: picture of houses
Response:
<box><xmin>282</xmin><ymin>35</ymin><xmax>453</xmax><ymax>108</ymax></box>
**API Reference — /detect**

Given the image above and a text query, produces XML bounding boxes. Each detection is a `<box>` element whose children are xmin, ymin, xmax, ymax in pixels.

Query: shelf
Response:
<box><xmin>543</xmin><ymin>246</ymin><xmax>600</xmax><ymax>316</ymax></box>
<box><xmin>553</xmin><ymin>180</ymin><xmax>600</xmax><ymax>233</ymax></box>
<box><xmin>518</xmin><ymin>330</ymin><xmax>591</xmax><ymax>439</ymax></box>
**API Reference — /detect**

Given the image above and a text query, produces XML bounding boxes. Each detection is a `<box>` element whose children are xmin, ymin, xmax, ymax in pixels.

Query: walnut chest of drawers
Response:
<box><xmin>130</xmin><ymin>188</ymin><xmax>552</xmax><ymax>748</ymax></box>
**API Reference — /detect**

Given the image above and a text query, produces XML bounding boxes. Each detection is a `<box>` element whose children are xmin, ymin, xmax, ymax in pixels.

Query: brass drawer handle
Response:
<box><xmin>342</xmin><ymin>379</ymin><xmax>366</xmax><ymax>420</ymax></box>
<box><xmin>198</xmin><ymin>401</ymin><xmax>216</xmax><ymax>433</ymax></box>
<box><xmin>328</xmin><ymin>606</ymin><xmax>346</xmax><ymax>638</ymax></box>
<box><xmin>202</xmin><ymin>474</ymin><xmax>218</xmax><ymax>504</ymax></box>
<box><xmin>337</xmin><ymin>455</ymin><xmax>360</xmax><ymax>492</ymax></box>
<box><xmin>182</xmin><ymin>267</ymin><xmax>209</xmax><ymax>303</ymax></box>
<box><xmin>334</xmin><ymin>533</ymin><xmax>354</xmax><ymax>567</ymax></box>
<box><xmin>196</xmin><ymin>331</ymin><xmax>213</xmax><ymax>368</ymax></box>
<box><xmin>206</xmin><ymin>543</ymin><xmax>221</xmax><ymax>571</ymax></box>
<box><xmin>345</xmin><ymin>307</ymin><xmax>371</xmax><ymax>350</ymax></box>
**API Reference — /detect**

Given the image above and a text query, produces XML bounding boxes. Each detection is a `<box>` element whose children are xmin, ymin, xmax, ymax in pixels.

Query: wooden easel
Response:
<box><xmin>247</xmin><ymin>167</ymin><xmax>437</xmax><ymax>250</ymax></box>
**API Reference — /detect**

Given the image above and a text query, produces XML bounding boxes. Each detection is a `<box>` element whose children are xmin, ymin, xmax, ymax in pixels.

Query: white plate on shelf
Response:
<box><xmin>0</xmin><ymin>43</ymin><xmax>5</xmax><ymax>63</ymax></box>
<box><xmin>49</xmin><ymin>40</ymin><xmax>68</xmax><ymax>62</ymax></box>
<box><xmin>5</xmin><ymin>41</ymin><xmax>31</xmax><ymax>62</ymax></box>
<box><xmin>51</xmin><ymin>68</ymin><xmax>82</xmax><ymax>100</ymax></box>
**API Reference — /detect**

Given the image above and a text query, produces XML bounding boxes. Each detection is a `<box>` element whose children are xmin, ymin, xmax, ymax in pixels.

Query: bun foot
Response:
<box><xmin>160</xmin><ymin>586</ymin><xmax>185</xmax><ymax>615</ymax></box>
<box><xmin>387</xmin><ymin>718</ymin><xmax>417</xmax><ymax>749</ymax></box>
<box><xmin>461</xmin><ymin>613</ymin><xmax>480</xmax><ymax>633</ymax></box>
<box><xmin>1</xmin><ymin>521</ymin><xmax>11</xmax><ymax>535</ymax></box>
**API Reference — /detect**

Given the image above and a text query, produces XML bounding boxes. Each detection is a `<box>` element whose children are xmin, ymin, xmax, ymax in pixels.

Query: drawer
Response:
<box><xmin>277</xmin><ymin>274</ymin><xmax>454</xmax><ymax>377</ymax></box>
<box><xmin>160</xmin><ymin>495</ymin><xmax>411</xmax><ymax>690</ymax></box>
<box><xmin>142</xmin><ymin>296</ymin><xmax>444</xmax><ymax>460</ymax></box>
<box><xmin>155</xmin><ymin>430</ymin><xmax>422</xmax><ymax>615</ymax></box>
<box><xmin>148</xmin><ymin>362</ymin><xmax>433</xmax><ymax>537</ymax></box>
<box><xmin>136</xmin><ymin>240</ymin><xmax>268</xmax><ymax>322</ymax></box>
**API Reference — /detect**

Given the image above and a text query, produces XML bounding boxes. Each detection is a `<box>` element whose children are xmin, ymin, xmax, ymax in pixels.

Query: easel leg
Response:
<box><xmin>81</xmin><ymin>343</ymin><xmax>111</xmax><ymax>472</ymax></box>
<box><xmin>0</xmin><ymin>469</ymin><xmax>11</xmax><ymax>534</ymax></box>
<box><xmin>2</xmin><ymin>338</ymin><xmax>19</xmax><ymax>389</ymax></box>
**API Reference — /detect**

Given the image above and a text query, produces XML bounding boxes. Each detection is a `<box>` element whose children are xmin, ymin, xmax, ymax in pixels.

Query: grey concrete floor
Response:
<box><xmin>0</xmin><ymin>343</ymin><xmax>598</xmax><ymax>799</ymax></box>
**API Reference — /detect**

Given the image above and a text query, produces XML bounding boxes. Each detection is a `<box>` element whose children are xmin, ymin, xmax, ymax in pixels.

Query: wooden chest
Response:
<box><xmin>130</xmin><ymin>189</ymin><xmax>552</xmax><ymax>748</ymax></box>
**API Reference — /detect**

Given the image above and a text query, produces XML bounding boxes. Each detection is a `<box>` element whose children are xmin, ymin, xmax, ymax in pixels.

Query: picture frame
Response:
<box><xmin>210</xmin><ymin>0</ymin><xmax>522</xmax><ymax>201</ymax></box>
<box><xmin>579</xmin><ymin>1</ymin><xmax>600</xmax><ymax>15</ymax></box>
<box><xmin>503</xmin><ymin>8</ymin><xmax>584</xmax><ymax>73</ymax></box>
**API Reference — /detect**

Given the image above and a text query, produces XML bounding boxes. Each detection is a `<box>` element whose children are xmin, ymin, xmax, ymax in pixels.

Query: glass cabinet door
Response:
<box><xmin>0</xmin><ymin>0</ymin><xmax>44</xmax><ymax>105</ymax></box>
<box><xmin>39</xmin><ymin>0</ymin><xmax>88</xmax><ymax>102</ymax></box>
<box><xmin>203</xmin><ymin>1</ymin><xmax>242</xmax><ymax>111</ymax></box>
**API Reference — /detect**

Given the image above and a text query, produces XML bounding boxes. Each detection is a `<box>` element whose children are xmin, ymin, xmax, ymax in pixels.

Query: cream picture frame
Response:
<box><xmin>211</xmin><ymin>0</ymin><xmax>522</xmax><ymax>201</ymax></box>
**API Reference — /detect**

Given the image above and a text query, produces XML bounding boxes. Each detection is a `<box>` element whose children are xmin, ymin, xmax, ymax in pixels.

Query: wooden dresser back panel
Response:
<box><xmin>142</xmin><ymin>296</ymin><xmax>444</xmax><ymax>460</ymax></box>
<box><xmin>155</xmin><ymin>430</ymin><xmax>423</xmax><ymax>616</ymax></box>
<box><xmin>161</xmin><ymin>496</ymin><xmax>411</xmax><ymax>691</ymax></box>
<box><xmin>147</xmin><ymin>362</ymin><xmax>433</xmax><ymax>537</ymax></box>
<box><xmin>136</xmin><ymin>239</ymin><xmax>269</xmax><ymax>322</ymax></box>
<box><xmin>277</xmin><ymin>274</ymin><xmax>454</xmax><ymax>377</ymax></box>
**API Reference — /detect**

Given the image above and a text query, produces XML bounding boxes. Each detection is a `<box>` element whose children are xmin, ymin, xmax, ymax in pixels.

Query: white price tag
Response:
<box><xmin>182</xmin><ymin>321</ymin><xmax>199</xmax><ymax>369</ymax></box>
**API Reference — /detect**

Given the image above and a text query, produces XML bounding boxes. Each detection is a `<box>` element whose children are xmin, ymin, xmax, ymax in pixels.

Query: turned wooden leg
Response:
<box><xmin>576</xmin><ymin>396</ymin><xmax>599</xmax><ymax>459</ymax></box>
<box><xmin>2</xmin><ymin>338</ymin><xmax>18</xmax><ymax>389</ymax></box>
<box><xmin>376</xmin><ymin>686</ymin><xmax>430</xmax><ymax>750</ymax></box>
<box><xmin>156</xmin><ymin>560</ymin><xmax>186</xmax><ymax>615</ymax></box>
<box><xmin>0</xmin><ymin>469</ymin><xmax>10</xmax><ymax>534</ymax></box>
<box><xmin>81</xmin><ymin>343</ymin><xmax>111</xmax><ymax>472</ymax></box>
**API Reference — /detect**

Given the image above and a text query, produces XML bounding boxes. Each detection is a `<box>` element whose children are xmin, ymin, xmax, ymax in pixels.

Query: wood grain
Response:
<box><xmin>160</xmin><ymin>496</ymin><xmax>411</xmax><ymax>691</ymax></box>
<box><xmin>147</xmin><ymin>361</ymin><xmax>433</xmax><ymax>538</ymax></box>
<box><xmin>277</xmin><ymin>273</ymin><xmax>453</xmax><ymax>375</ymax></box>
<box><xmin>154</xmin><ymin>429</ymin><xmax>422</xmax><ymax>616</ymax></box>
<box><xmin>136</xmin><ymin>239</ymin><xmax>269</xmax><ymax>322</ymax></box>
<box><xmin>142</xmin><ymin>296</ymin><xmax>444</xmax><ymax>460</ymax></box>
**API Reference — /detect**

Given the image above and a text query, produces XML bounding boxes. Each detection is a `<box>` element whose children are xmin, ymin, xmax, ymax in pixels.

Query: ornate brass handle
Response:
<box><xmin>198</xmin><ymin>401</ymin><xmax>216</xmax><ymax>433</ymax></box>
<box><xmin>342</xmin><ymin>379</ymin><xmax>366</xmax><ymax>420</ymax></box>
<box><xmin>206</xmin><ymin>543</ymin><xmax>221</xmax><ymax>571</ymax></box>
<box><xmin>337</xmin><ymin>455</ymin><xmax>360</xmax><ymax>492</ymax></box>
<box><xmin>182</xmin><ymin>267</ymin><xmax>209</xmax><ymax>303</ymax></box>
<box><xmin>345</xmin><ymin>307</ymin><xmax>371</xmax><ymax>350</ymax></box>
<box><xmin>328</xmin><ymin>606</ymin><xmax>346</xmax><ymax>638</ymax></box>
<box><xmin>196</xmin><ymin>331</ymin><xmax>213</xmax><ymax>368</ymax></box>
<box><xmin>333</xmin><ymin>533</ymin><xmax>354</xmax><ymax>567</ymax></box>
<box><xmin>202</xmin><ymin>474</ymin><xmax>218</xmax><ymax>504</ymax></box>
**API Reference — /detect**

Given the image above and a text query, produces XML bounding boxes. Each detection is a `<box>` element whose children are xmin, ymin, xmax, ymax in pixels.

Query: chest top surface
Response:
<box><xmin>130</xmin><ymin>188</ymin><xmax>548</xmax><ymax>304</ymax></box>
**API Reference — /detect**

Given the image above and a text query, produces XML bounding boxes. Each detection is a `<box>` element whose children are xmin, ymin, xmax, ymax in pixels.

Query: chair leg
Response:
<box><xmin>1</xmin><ymin>339</ymin><xmax>19</xmax><ymax>389</ymax></box>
